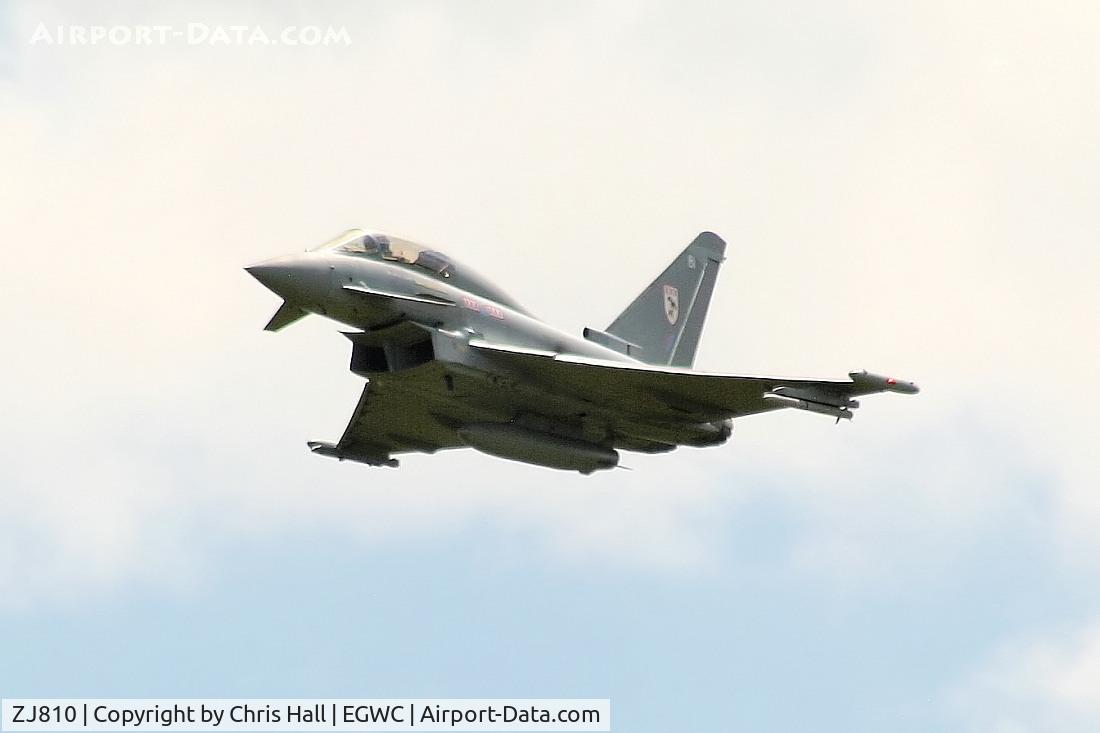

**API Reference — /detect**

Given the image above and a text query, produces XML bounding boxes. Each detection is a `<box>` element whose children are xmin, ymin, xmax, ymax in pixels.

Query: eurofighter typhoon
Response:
<box><xmin>246</xmin><ymin>230</ymin><xmax>918</xmax><ymax>474</ymax></box>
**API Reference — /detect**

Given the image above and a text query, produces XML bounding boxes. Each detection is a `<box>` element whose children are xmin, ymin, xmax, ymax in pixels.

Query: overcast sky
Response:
<box><xmin>2</xmin><ymin>1</ymin><xmax>1099</xmax><ymax>731</ymax></box>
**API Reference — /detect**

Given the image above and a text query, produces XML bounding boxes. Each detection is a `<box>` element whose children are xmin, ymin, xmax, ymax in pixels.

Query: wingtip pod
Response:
<box><xmin>306</xmin><ymin>440</ymin><xmax>399</xmax><ymax>467</ymax></box>
<box><xmin>307</xmin><ymin>440</ymin><xmax>341</xmax><ymax>458</ymax></box>
<box><xmin>849</xmin><ymin>370</ymin><xmax>920</xmax><ymax>395</ymax></box>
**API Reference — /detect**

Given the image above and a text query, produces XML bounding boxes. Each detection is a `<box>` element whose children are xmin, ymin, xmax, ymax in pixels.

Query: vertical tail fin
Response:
<box><xmin>600</xmin><ymin>231</ymin><xmax>726</xmax><ymax>367</ymax></box>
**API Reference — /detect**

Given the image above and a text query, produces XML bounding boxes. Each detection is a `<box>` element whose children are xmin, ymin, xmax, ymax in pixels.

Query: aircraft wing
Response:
<box><xmin>469</xmin><ymin>341</ymin><xmax>918</xmax><ymax>423</ymax></box>
<box><xmin>307</xmin><ymin>361</ymin><xmax>465</xmax><ymax>466</ymax></box>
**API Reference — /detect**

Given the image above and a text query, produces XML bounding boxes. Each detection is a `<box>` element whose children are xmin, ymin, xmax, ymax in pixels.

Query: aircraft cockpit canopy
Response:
<box><xmin>341</xmin><ymin>232</ymin><xmax>453</xmax><ymax>276</ymax></box>
<box><xmin>315</xmin><ymin>229</ymin><xmax>527</xmax><ymax>313</ymax></box>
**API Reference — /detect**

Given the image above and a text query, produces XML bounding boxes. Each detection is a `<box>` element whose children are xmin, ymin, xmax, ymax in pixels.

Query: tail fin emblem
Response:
<box><xmin>664</xmin><ymin>284</ymin><xmax>679</xmax><ymax>324</ymax></box>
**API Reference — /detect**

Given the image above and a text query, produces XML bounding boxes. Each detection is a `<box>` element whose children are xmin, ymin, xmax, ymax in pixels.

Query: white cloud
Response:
<box><xmin>0</xmin><ymin>0</ymin><xmax>1098</xmax><ymax>605</ymax></box>
<box><xmin>956</xmin><ymin>619</ymin><xmax>1100</xmax><ymax>732</ymax></box>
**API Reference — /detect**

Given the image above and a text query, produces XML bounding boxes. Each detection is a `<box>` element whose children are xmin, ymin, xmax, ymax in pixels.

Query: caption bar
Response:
<box><xmin>1</xmin><ymin>700</ymin><xmax>609</xmax><ymax>732</ymax></box>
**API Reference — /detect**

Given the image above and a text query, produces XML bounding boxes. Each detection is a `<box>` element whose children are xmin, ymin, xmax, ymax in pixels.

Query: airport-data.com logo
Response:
<box><xmin>28</xmin><ymin>23</ymin><xmax>352</xmax><ymax>47</ymax></box>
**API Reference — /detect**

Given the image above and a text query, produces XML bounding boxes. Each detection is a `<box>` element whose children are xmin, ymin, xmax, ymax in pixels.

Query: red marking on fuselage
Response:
<box><xmin>462</xmin><ymin>296</ymin><xmax>504</xmax><ymax>320</ymax></box>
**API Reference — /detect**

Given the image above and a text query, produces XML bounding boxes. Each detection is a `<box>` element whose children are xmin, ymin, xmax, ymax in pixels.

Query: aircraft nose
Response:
<box><xmin>245</xmin><ymin>256</ymin><xmax>301</xmax><ymax>297</ymax></box>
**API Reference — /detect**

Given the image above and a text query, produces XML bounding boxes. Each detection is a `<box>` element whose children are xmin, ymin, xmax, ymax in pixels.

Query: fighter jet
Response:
<box><xmin>246</xmin><ymin>229</ymin><xmax>918</xmax><ymax>474</ymax></box>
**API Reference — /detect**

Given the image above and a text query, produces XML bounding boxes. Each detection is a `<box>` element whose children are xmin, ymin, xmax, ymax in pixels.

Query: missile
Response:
<box><xmin>849</xmin><ymin>370</ymin><xmax>920</xmax><ymax>395</ymax></box>
<box><xmin>762</xmin><ymin>393</ymin><xmax>854</xmax><ymax>420</ymax></box>
<box><xmin>458</xmin><ymin>423</ymin><xmax>619</xmax><ymax>474</ymax></box>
